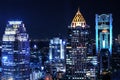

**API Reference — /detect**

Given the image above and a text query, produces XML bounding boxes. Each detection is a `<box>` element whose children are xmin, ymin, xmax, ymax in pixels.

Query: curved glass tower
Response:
<box><xmin>1</xmin><ymin>21</ymin><xmax>30</xmax><ymax>80</ymax></box>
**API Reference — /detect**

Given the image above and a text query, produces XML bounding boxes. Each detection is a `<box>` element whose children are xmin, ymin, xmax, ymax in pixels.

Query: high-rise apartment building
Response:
<box><xmin>1</xmin><ymin>21</ymin><xmax>30</xmax><ymax>80</ymax></box>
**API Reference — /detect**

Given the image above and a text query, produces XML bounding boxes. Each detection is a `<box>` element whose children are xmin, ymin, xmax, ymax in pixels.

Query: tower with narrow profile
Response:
<box><xmin>1</xmin><ymin>21</ymin><xmax>30</xmax><ymax>80</ymax></box>
<box><xmin>95</xmin><ymin>14</ymin><xmax>112</xmax><ymax>79</ymax></box>
<box><xmin>49</xmin><ymin>37</ymin><xmax>66</xmax><ymax>79</ymax></box>
<box><xmin>49</xmin><ymin>37</ymin><xmax>65</xmax><ymax>61</ymax></box>
<box><xmin>66</xmin><ymin>9</ymin><xmax>90</xmax><ymax>80</ymax></box>
<box><xmin>95</xmin><ymin>14</ymin><xmax>113</xmax><ymax>55</ymax></box>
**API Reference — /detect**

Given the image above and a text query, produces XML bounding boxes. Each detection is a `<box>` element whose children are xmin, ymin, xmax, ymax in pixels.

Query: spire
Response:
<box><xmin>71</xmin><ymin>8</ymin><xmax>86</xmax><ymax>28</ymax></box>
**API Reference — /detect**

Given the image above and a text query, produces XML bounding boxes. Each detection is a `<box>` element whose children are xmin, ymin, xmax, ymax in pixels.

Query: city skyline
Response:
<box><xmin>0</xmin><ymin>1</ymin><xmax>120</xmax><ymax>79</ymax></box>
<box><xmin>0</xmin><ymin>0</ymin><xmax>119</xmax><ymax>39</ymax></box>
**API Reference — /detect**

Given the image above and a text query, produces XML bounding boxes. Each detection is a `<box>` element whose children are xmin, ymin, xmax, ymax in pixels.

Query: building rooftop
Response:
<box><xmin>71</xmin><ymin>8</ymin><xmax>86</xmax><ymax>28</ymax></box>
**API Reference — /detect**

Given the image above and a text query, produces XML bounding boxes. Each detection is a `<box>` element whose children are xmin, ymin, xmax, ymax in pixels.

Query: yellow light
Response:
<box><xmin>71</xmin><ymin>9</ymin><xmax>86</xmax><ymax>28</ymax></box>
<box><xmin>102</xmin><ymin>29</ymin><xmax>108</xmax><ymax>33</ymax></box>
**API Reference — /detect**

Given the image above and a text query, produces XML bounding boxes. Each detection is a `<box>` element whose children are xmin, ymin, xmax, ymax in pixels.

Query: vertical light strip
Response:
<box><xmin>49</xmin><ymin>40</ymin><xmax>52</xmax><ymax>60</ymax></box>
<box><xmin>95</xmin><ymin>14</ymin><xmax>98</xmax><ymax>54</ymax></box>
<box><xmin>109</xmin><ymin>14</ymin><xmax>112</xmax><ymax>55</ymax></box>
<box><xmin>103</xmin><ymin>40</ymin><xmax>105</xmax><ymax>48</ymax></box>
<box><xmin>60</xmin><ymin>39</ymin><xmax>63</xmax><ymax>59</ymax></box>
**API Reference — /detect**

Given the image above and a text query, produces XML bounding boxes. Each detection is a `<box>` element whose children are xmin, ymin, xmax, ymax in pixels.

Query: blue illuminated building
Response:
<box><xmin>95</xmin><ymin>14</ymin><xmax>113</xmax><ymax>55</ymax></box>
<box><xmin>49</xmin><ymin>37</ymin><xmax>65</xmax><ymax>61</ymax></box>
<box><xmin>95</xmin><ymin>14</ymin><xmax>113</xmax><ymax>79</ymax></box>
<box><xmin>1</xmin><ymin>21</ymin><xmax>30</xmax><ymax>80</ymax></box>
<box><xmin>49</xmin><ymin>37</ymin><xmax>66</xmax><ymax>79</ymax></box>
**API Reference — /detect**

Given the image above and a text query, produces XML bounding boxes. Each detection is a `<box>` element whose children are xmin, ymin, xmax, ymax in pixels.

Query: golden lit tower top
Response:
<box><xmin>71</xmin><ymin>9</ymin><xmax>86</xmax><ymax>28</ymax></box>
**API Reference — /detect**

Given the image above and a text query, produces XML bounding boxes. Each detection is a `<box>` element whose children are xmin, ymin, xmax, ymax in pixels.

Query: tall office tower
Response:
<box><xmin>95</xmin><ymin>14</ymin><xmax>113</xmax><ymax>55</ymax></box>
<box><xmin>95</xmin><ymin>14</ymin><xmax>112</xmax><ymax>79</ymax></box>
<box><xmin>49</xmin><ymin>37</ymin><xmax>66</xmax><ymax>78</ymax></box>
<box><xmin>66</xmin><ymin>9</ymin><xmax>90</xmax><ymax>80</ymax></box>
<box><xmin>1</xmin><ymin>21</ymin><xmax>30</xmax><ymax>80</ymax></box>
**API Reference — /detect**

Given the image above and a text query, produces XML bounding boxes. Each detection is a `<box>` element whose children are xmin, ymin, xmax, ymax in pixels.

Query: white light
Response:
<box><xmin>8</xmin><ymin>21</ymin><xmax>22</xmax><ymax>25</ymax></box>
<box><xmin>2</xmin><ymin>56</ymin><xmax>8</xmax><ymax>62</ymax></box>
<box><xmin>63</xmin><ymin>41</ymin><xmax>66</xmax><ymax>45</ymax></box>
<box><xmin>41</xmin><ymin>66</ymin><xmax>44</xmax><ymax>70</ymax></box>
<box><xmin>103</xmin><ymin>40</ymin><xmax>105</xmax><ymax>48</ymax></box>
<box><xmin>33</xmin><ymin>45</ymin><xmax>37</xmax><ymax>49</ymax></box>
<box><xmin>5</xmin><ymin>31</ymin><xmax>16</xmax><ymax>34</ymax></box>
<box><xmin>8</xmin><ymin>77</ymin><xmax>14</xmax><ymax>80</ymax></box>
<box><xmin>91</xmin><ymin>61</ymin><xmax>98</xmax><ymax>66</ymax></box>
<box><xmin>3</xmin><ymin>35</ymin><xmax>15</xmax><ymax>41</ymax></box>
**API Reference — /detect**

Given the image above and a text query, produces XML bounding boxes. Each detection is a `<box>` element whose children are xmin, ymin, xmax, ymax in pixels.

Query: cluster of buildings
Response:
<box><xmin>0</xmin><ymin>9</ymin><xmax>120</xmax><ymax>80</ymax></box>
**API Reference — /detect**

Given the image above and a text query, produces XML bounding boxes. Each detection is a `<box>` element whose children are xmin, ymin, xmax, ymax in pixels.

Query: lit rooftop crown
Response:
<box><xmin>71</xmin><ymin>8</ymin><xmax>86</xmax><ymax>28</ymax></box>
<box><xmin>8</xmin><ymin>21</ymin><xmax>22</xmax><ymax>25</ymax></box>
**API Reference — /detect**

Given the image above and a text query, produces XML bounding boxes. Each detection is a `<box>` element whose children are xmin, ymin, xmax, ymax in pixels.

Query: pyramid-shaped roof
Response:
<box><xmin>71</xmin><ymin>9</ymin><xmax>86</xmax><ymax>28</ymax></box>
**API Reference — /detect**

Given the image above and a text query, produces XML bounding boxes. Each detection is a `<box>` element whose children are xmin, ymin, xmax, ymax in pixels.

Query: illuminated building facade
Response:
<box><xmin>95</xmin><ymin>14</ymin><xmax>113</xmax><ymax>54</ymax></box>
<box><xmin>49</xmin><ymin>37</ymin><xmax>66</xmax><ymax>78</ymax></box>
<box><xmin>49</xmin><ymin>37</ymin><xmax>65</xmax><ymax>60</ymax></box>
<box><xmin>66</xmin><ymin>9</ymin><xmax>90</xmax><ymax>80</ymax></box>
<box><xmin>112</xmin><ymin>35</ymin><xmax>120</xmax><ymax>75</ymax></box>
<box><xmin>1</xmin><ymin>21</ymin><xmax>30</xmax><ymax>80</ymax></box>
<box><xmin>30</xmin><ymin>68</ymin><xmax>45</xmax><ymax>80</ymax></box>
<box><xmin>95</xmin><ymin>14</ymin><xmax>112</xmax><ymax>79</ymax></box>
<box><xmin>86</xmin><ymin>56</ymin><xmax>98</xmax><ymax>80</ymax></box>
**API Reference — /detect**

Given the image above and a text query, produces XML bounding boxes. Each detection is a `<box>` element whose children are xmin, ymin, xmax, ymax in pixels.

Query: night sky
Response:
<box><xmin>0</xmin><ymin>0</ymin><xmax>119</xmax><ymax>39</ymax></box>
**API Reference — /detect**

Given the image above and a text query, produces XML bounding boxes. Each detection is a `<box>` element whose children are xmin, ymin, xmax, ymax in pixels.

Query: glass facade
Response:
<box><xmin>1</xmin><ymin>21</ymin><xmax>30</xmax><ymax>80</ymax></box>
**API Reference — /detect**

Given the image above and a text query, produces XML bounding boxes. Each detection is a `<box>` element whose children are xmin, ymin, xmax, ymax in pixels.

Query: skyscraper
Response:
<box><xmin>49</xmin><ymin>37</ymin><xmax>65</xmax><ymax>60</ymax></box>
<box><xmin>66</xmin><ymin>9</ymin><xmax>90</xmax><ymax>80</ymax></box>
<box><xmin>95</xmin><ymin>14</ymin><xmax>113</xmax><ymax>55</ymax></box>
<box><xmin>49</xmin><ymin>37</ymin><xmax>66</xmax><ymax>79</ymax></box>
<box><xmin>95</xmin><ymin>14</ymin><xmax>112</xmax><ymax>79</ymax></box>
<box><xmin>1</xmin><ymin>21</ymin><xmax>30</xmax><ymax>80</ymax></box>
